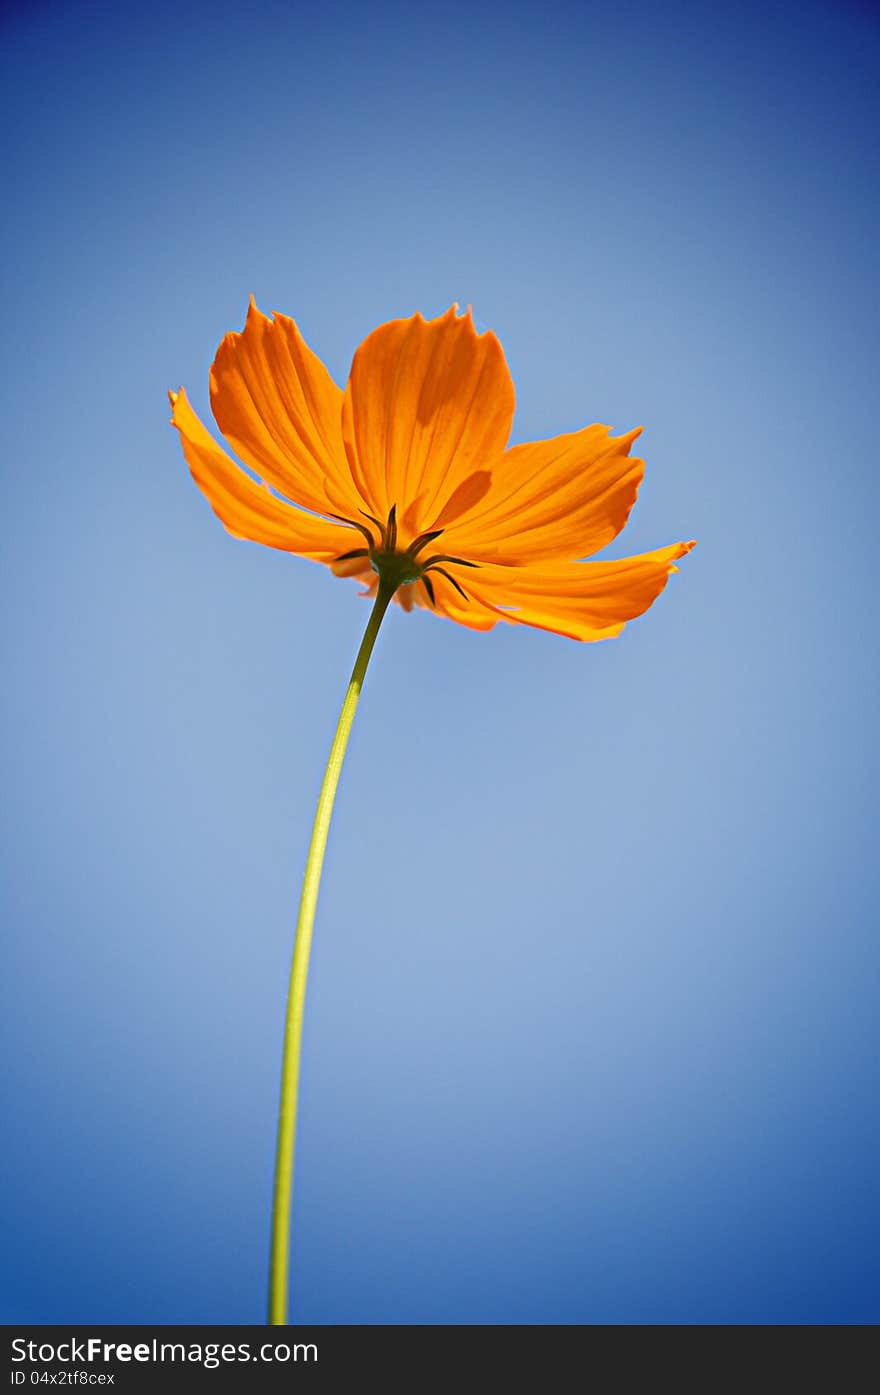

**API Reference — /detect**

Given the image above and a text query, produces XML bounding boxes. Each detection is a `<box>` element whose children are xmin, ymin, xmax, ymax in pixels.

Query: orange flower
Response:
<box><xmin>169</xmin><ymin>301</ymin><xmax>694</xmax><ymax>642</ymax></box>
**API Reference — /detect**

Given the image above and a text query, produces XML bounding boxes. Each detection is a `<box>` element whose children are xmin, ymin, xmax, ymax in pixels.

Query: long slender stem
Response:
<box><xmin>268</xmin><ymin>578</ymin><xmax>396</xmax><ymax>1325</ymax></box>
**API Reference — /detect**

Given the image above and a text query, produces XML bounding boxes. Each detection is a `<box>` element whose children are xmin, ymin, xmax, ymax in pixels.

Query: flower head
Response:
<box><xmin>169</xmin><ymin>301</ymin><xmax>694</xmax><ymax>641</ymax></box>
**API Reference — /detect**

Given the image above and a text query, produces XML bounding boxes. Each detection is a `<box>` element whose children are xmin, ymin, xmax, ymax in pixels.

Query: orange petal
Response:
<box><xmin>397</xmin><ymin>570</ymin><xmax>499</xmax><ymax>631</ymax></box>
<box><xmin>442</xmin><ymin>425</ymin><xmax>645</xmax><ymax>563</ymax></box>
<box><xmin>464</xmin><ymin>541</ymin><xmax>696</xmax><ymax>641</ymax></box>
<box><xmin>169</xmin><ymin>388</ymin><xmax>353</xmax><ymax>558</ymax></box>
<box><xmin>209</xmin><ymin>299</ymin><xmax>365</xmax><ymax>519</ymax></box>
<box><xmin>341</xmin><ymin>305</ymin><xmax>515</xmax><ymax>538</ymax></box>
<box><xmin>425</xmin><ymin>570</ymin><xmax>499</xmax><ymax>630</ymax></box>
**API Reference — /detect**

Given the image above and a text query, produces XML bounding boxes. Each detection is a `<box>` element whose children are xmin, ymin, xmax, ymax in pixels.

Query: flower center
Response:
<box><xmin>330</xmin><ymin>504</ymin><xmax>478</xmax><ymax>607</ymax></box>
<box><xmin>368</xmin><ymin>547</ymin><xmax>424</xmax><ymax>589</ymax></box>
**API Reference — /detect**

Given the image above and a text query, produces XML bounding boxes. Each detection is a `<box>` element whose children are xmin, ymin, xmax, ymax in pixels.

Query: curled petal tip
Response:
<box><xmin>669</xmin><ymin>539</ymin><xmax>697</xmax><ymax>568</ymax></box>
<box><xmin>245</xmin><ymin>293</ymin><xmax>265</xmax><ymax>326</ymax></box>
<box><xmin>168</xmin><ymin>388</ymin><xmax>179</xmax><ymax>408</ymax></box>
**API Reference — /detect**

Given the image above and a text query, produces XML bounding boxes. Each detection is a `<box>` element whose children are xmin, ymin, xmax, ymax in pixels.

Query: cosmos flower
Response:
<box><xmin>169</xmin><ymin>299</ymin><xmax>696</xmax><ymax>1324</ymax></box>
<box><xmin>169</xmin><ymin>301</ymin><xmax>694</xmax><ymax>643</ymax></box>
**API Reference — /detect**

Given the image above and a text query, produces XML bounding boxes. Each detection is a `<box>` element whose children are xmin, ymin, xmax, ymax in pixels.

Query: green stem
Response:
<box><xmin>268</xmin><ymin>577</ymin><xmax>396</xmax><ymax>1325</ymax></box>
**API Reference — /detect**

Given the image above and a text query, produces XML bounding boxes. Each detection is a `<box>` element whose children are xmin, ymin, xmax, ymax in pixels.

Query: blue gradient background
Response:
<box><xmin>2</xmin><ymin>0</ymin><xmax>878</xmax><ymax>1324</ymax></box>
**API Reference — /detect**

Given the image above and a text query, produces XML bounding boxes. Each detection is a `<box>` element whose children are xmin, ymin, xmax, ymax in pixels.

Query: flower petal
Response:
<box><xmin>209</xmin><ymin>298</ymin><xmax>364</xmax><ymax>518</ymax></box>
<box><xmin>464</xmin><ymin>541</ymin><xmax>696</xmax><ymax>641</ymax></box>
<box><xmin>169</xmin><ymin>388</ymin><xmax>353</xmax><ymax>558</ymax></box>
<box><xmin>442</xmin><ymin>425</ymin><xmax>645</xmax><ymax>563</ymax></box>
<box><xmin>341</xmin><ymin>305</ymin><xmax>515</xmax><ymax>538</ymax></box>
<box><xmin>422</xmin><ymin>570</ymin><xmax>499</xmax><ymax>630</ymax></box>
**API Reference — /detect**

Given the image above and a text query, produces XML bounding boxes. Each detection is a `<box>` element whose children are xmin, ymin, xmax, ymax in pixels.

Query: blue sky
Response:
<box><xmin>2</xmin><ymin>0</ymin><xmax>878</xmax><ymax>1323</ymax></box>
